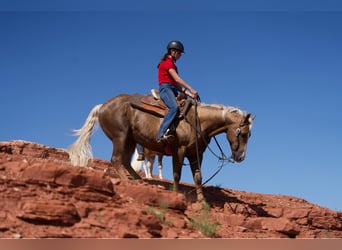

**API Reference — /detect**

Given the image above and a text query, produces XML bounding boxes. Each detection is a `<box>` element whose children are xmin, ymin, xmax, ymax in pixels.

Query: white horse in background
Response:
<box><xmin>131</xmin><ymin>147</ymin><xmax>164</xmax><ymax>180</ymax></box>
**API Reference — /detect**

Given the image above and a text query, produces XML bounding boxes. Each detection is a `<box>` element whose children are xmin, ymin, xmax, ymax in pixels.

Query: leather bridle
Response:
<box><xmin>231</xmin><ymin>121</ymin><xmax>250</xmax><ymax>153</ymax></box>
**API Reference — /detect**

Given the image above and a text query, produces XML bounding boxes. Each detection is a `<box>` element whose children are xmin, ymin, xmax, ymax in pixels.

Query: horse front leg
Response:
<box><xmin>172</xmin><ymin>147</ymin><xmax>185</xmax><ymax>193</ymax></box>
<box><xmin>189</xmin><ymin>154</ymin><xmax>205</xmax><ymax>202</ymax></box>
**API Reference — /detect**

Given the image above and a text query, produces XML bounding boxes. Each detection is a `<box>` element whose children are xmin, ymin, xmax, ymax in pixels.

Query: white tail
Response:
<box><xmin>68</xmin><ymin>104</ymin><xmax>103</xmax><ymax>167</ymax></box>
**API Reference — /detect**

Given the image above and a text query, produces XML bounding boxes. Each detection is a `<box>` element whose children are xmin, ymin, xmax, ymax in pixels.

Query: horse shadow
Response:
<box><xmin>144</xmin><ymin>179</ymin><xmax>274</xmax><ymax>218</ymax></box>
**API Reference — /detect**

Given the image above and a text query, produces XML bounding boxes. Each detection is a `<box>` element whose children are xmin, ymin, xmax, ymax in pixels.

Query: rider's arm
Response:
<box><xmin>168</xmin><ymin>68</ymin><xmax>198</xmax><ymax>98</ymax></box>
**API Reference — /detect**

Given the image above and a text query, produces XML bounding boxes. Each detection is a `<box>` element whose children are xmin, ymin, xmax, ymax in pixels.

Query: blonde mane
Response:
<box><xmin>198</xmin><ymin>102</ymin><xmax>247</xmax><ymax>120</ymax></box>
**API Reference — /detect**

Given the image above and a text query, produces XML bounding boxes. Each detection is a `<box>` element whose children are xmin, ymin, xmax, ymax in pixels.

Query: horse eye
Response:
<box><xmin>236</xmin><ymin>128</ymin><xmax>241</xmax><ymax>135</ymax></box>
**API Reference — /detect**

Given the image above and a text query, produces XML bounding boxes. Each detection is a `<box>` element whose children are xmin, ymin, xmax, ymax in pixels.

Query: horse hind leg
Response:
<box><xmin>144</xmin><ymin>151</ymin><xmax>156</xmax><ymax>179</ymax></box>
<box><xmin>123</xmin><ymin>140</ymin><xmax>143</xmax><ymax>179</ymax></box>
<box><xmin>145</xmin><ymin>158</ymin><xmax>153</xmax><ymax>179</ymax></box>
<box><xmin>105</xmin><ymin>151</ymin><xmax>128</xmax><ymax>179</ymax></box>
<box><xmin>107</xmin><ymin>140</ymin><xmax>141</xmax><ymax>180</ymax></box>
<box><xmin>157</xmin><ymin>154</ymin><xmax>163</xmax><ymax>180</ymax></box>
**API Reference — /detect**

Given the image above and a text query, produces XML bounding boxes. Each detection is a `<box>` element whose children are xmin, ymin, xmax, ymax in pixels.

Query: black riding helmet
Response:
<box><xmin>167</xmin><ymin>40</ymin><xmax>185</xmax><ymax>53</ymax></box>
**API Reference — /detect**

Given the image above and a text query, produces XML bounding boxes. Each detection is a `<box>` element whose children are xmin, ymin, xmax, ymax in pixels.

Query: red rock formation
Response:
<box><xmin>0</xmin><ymin>140</ymin><xmax>341</xmax><ymax>238</ymax></box>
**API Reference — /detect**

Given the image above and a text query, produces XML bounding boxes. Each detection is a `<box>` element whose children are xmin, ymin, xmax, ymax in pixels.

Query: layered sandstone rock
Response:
<box><xmin>0</xmin><ymin>140</ymin><xmax>341</xmax><ymax>238</ymax></box>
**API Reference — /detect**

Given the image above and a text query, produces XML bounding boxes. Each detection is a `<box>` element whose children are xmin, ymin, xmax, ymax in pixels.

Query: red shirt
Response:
<box><xmin>158</xmin><ymin>56</ymin><xmax>178</xmax><ymax>86</ymax></box>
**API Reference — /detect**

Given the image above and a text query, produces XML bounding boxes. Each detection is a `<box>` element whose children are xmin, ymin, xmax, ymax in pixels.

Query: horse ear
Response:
<box><xmin>245</xmin><ymin>113</ymin><xmax>255</xmax><ymax>124</ymax></box>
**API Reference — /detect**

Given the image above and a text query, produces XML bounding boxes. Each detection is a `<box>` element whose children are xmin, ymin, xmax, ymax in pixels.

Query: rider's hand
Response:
<box><xmin>190</xmin><ymin>89</ymin><xmax>198</xmax><ymax>99</ymax></box>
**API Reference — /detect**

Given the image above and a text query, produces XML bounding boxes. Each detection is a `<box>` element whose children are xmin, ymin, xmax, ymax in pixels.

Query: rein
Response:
<box><xmin>184</xmin><ymin>99</ymin><xmax>235</xmax><ymax>186</ymax></box>
<box><xmin>184</xmin><ymin>99</ymin><xmax>234</xmax><ymax>162</ymax></box>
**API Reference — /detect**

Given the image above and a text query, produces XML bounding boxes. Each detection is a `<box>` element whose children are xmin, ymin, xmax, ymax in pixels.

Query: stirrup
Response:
<box><xmin>157</xmin><ymin>134</ymin><xmax>175</xmax><ymax>144</ymax></box>
<box><xmin>157</xmin><ymin>129</ymin><xmax>175</xmax><ymax>144</ymax></box>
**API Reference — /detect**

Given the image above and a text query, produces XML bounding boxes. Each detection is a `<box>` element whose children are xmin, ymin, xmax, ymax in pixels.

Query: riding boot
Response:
<box><xmin>157</xmin><ymin>128</ymin><xmax>175</xmax><ymax>144</ymax></box>
<box><xmin>137</xmin><ymin>153</ymin><xmax>145</xmax><ymax>161</ymax></box>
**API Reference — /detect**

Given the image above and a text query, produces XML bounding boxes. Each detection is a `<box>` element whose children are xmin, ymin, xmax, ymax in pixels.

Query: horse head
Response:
<box><xmin>226</xmin><ymin>112</ymin><xmax>255</xmax><ymax>162</ymax></box>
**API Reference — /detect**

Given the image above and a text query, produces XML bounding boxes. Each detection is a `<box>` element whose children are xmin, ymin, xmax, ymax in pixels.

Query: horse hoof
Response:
<box><xmin>197</xmin><ymin>195</ymin><xmax>206</xmax><ymax>203</ymax></box>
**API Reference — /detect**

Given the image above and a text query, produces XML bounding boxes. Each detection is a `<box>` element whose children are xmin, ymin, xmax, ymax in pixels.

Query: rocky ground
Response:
<box><xmin>0</xmin><ymin>140</ymin><xmax>341</xmax><ymax>238</ymax></box>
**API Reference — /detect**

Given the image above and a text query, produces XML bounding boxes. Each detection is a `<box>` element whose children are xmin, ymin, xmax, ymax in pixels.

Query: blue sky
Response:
<box><xmin>1</xmin><ymin>2</ymin><xmax>342</xmax><ymax>211</ymax></box>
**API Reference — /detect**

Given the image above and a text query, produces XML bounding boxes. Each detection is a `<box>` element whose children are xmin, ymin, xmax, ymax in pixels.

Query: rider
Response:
<box><xmin>157</xmin><ymin>40</ymin><xmax>198</xmax><ymax>143</ymax></box>
<box><xmin>136</xmin><ymin>143</ymin><xmax>145</xmax><ymax>161</ymax></box>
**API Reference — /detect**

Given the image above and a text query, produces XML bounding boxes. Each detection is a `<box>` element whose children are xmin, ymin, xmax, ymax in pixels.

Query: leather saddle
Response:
<box><xmin>130</xmin><ymin>89</ymin><xmax>192</xmax><ymax>118</ymax></box>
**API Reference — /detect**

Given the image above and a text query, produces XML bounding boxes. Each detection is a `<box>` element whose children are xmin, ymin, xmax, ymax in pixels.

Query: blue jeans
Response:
<box><xmin>157</xmin><ymin>83</ymin><xmax>179</xmax><ymax>139</ymax></box>
<box><xmin>136</xmin><ymin>144</ymin><xmax>144</xmax><ymax>155</ymax></box>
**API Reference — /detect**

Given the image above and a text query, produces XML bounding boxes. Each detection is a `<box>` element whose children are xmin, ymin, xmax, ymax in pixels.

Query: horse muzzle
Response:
<box><xmin>232</xmin><ymin>151</ymin><xmax>245</xmax><ymax>163</ymax></box>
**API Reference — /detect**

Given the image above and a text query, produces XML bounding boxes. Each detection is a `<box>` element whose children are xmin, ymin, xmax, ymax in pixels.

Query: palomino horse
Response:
<box><xmin>68</xmin><ymin>93</ymin><xmax>254</xmax><ymax>201</ymax></box>
<box><xmin>131</xmin><ymin>147</ymin><xmax>164</xmax><ymax>179</ymax></box>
